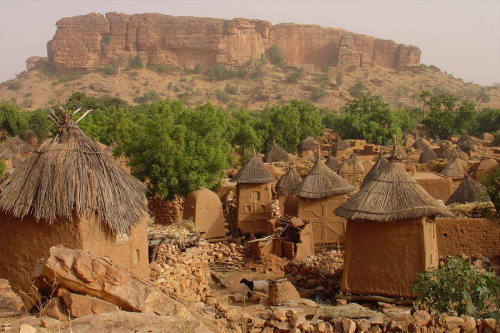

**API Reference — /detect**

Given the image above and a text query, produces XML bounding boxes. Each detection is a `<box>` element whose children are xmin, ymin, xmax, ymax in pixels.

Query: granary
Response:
<box><xmin>294</xmin><ymin>150</ymin><xmax>354</xmax><ymax>246</ymax></box>
<box><xmin>440</xmin><ymin>158</ymin><xmax>467</xmax><ymax>184</ymax></box>
<box><xmin>276</xmin><ymin>164</ymin><xmax>302</xmax><ymax>216</ymax></box>
<box><xmin>413</xmin><ymin>137</ymin><xmax>431</xmax><ymax>150</ymax></box>
<box><xmin>446</xmin><ymin>175</ymin><xmax>490</xmax><ymax>205</ymax></box>
<box><xmin>339</xmin><ymin>153</ymin><xmax>365</xmax><ymax>185</ymax></box>
<box><xmin>297</xmin><ymin>136</ymin><xmax>318</xmax><ymax>159</ymax></box>
<box><xmin>403</xmin><ymin>133</ymin><xmax>415</xmax><ymax>148</ymax></box>
<box><xmin>264</xmin><ymin>140</ymin><xmax>289</xmax><ymax>163</ymax></box>
<box><xmin>418</xmin><ymin>146</ymin><xmax>438</xmax><ymax>163</ymax></box>
<box><xmin>231</xmin><ymin>152</ymin><xmax>274</xmax><ymax>235</ymax></box>
<box><xmin>458</xmin><ymin>134</ymin><xmax>475</xmax><ymax>155</ymax></box>
<box><xmin>325</xmin><ymin>153</ymin><xmax>341</xmax><ymax>173</ymax></box>
<box><xmin>183</xmin><ymin>187</ymin><xmax>226</xmax><ymax>240</ymax></box>
<box><xmin>0</xmin><ymin>108</ymin><xmax>150</xmax><ymax>307</ymax></box>
<box><xmin>0</xmin><ymin>136</ymin><xmax>33</xmax><ymax>161</ymax></box>
<box><xmin>359</xmin><ymin>150</ymin><xmax>387</xmax><ymax>188</ymax></box>
<box><xmin>336</xmin><ymin>141</ymin><xmax>449</xmax><ymax>298</ymax></box>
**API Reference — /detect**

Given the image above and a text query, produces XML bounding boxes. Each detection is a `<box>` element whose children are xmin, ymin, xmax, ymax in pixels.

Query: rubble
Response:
<box><xmin>0</xmin><ymin>279</ymin><xmax>24</xmax><ymax>318</ymax></box>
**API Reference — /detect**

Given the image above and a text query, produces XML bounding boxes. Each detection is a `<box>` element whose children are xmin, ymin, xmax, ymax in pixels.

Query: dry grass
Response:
<box><xmin>0</xmin><ymin>107</ymin><xmax>147</xmax><ymax>235</ymax></box>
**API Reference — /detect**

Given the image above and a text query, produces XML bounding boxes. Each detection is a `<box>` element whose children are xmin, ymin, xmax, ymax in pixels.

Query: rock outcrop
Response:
<box><xmin>45</xmin><ymin>12</ymin><xmax>421</xmax><ymax>73</ymax></box>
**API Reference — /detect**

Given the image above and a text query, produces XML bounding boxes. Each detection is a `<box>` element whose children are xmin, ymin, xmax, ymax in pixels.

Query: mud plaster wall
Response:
<box><xmin>0</xmin><ymin>213</ymin><xmax>82</xmax><ymax>307</ymax></box>
<box><xmin>436</xmin><ymin>218</ymin><xmax>500</xmax><ymax>265</ymax></box>
<box><xmin>414</xmin><ymin>173</ymin><xmax>454</xmax><ymax>202</ymax></box>
<box><xmin>183</xmin><ymin>188</ymin><xmax>226</xmax><ymax>239</ymax></box>
<box><xmin>341</xmin><ymin>218</ymin><xmax>438</xmax><ymax>298</ymax></box>
<box><xmin>297</xmin><ymin>194</ymin><xmax>347</xmax><ymax>245</ymax></box>
<box><xmin>237</xmin><ymin>183</ymin><xmax>273</xmax><ymax>234</ymax></box>
<box><xmin>79</xmin><ymin>214</ymin><xmax>150</xmax><ymax>280</ymax></box>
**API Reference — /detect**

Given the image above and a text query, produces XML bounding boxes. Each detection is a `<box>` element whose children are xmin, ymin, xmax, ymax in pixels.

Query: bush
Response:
<box><xmin>147</xmin><ymin>64</ymin><xmax>178</xmax><ymax>74</ymax></box>
<box><xmin>215</xmin><ymin>89</ymin><xmax>230</xmax><ymax>103</ymax></box>
<box><xmin>310</xmin><ymin>87</ymin><xmax>327</xmax><ymax>101</ymax></box>
<box><xmin>133</xmin><ymin>90</ymin><xmax>161</xmax><ymax>104</ymax></box>
<box><xmin>267</xmin><ymin>45</ymin><xmax>285</xmax><ymax>66</ymax></box>
<box><xmin>346</xmin><ymin>64</ymin><xmax>357</xmax><ymax>73</ymax></box>
<box><xmin>286</xmin><ymin>71</ymin><xmax>302</xmax><ymax>83</ymax></box>
<box><xmin>205</xmin><ymin>64</ymin><xmax>236</xmax><ymax>81</ymax></box>
<box><xmin>7</xmin><ymin>82</ymin><xmax>21</xmax><ymax>91</ymax></box>
<box><xmin>413</xmin><ymin>257</ymin><xmax>500</xmax><ymax>316</ymax></box>
<box><xmin>128</xmin><ymin>56</ymin><xmax>143</xmax><ymax>69</ymax></box>
<box><xmin>224</xmin><ymin>83</ymin><xmax>237</xmax><ymax>95</ymax></box>
<box><xmin>336</xmin><ymin>72</ymin><xmax>344</xmax><ymax>86</ymax></box>
<box><xmin>481</xmin><ymin>165</ymin><xmax>500</xmax><ymax>216</ymax></box>
<box><xmin>348</xmin><ymin>81</ymin><xmax>366</xmax><ymax>98</ymax></box>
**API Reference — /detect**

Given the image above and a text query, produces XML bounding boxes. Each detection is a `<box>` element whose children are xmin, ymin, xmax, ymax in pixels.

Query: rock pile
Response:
<box><xmin>151</xmin><ymin>243</ymin><xmax>211</xmax><ymax>304</ymax></box>
<box><xmin>148</xmin><ymin>195</ymin><xmax>184</xmax><ymax>224</ymax></box>
<box><xmin>285</xmin><ymin>251</ymin><xmax>344</xmax><ymax>294</ymax></box>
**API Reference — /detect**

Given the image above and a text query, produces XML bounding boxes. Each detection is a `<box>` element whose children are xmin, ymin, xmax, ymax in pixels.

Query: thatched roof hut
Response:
<box><xmin>294</xmin><ymin>153</ymin><xmax>354</xmax><ymax>199</ymax></box>
<box><xmin>413</xmin><ymin>137</ymin><xmax>431</xmax><ymax>150</ymax></box>
<box><xmin>335</xmin><ymin>145</ymin><xmax>448</xmax><ymax>221</ymax></box>
<box><xmin>446</xmin><ymin>175</ymin><xmax>490</xmax><ymax>204</ymax></box>
<box><xmin>418</xmin><ymin>146</ymin><xmax>438</xmax><ymax>163</ymax></box>
<box><xmin>360</xmin><ymin>151</ymin><xmax>388</xmax><ymax>188</ymax></box>
<box><xmin>276</xmin><ymin>165</ymin><xmax>302</xmax><ymax>196</ymax></box>
<box><xmin>0</xmin><ymin>136</ymin><xmax>33</xmax><ymax>155</ymax></box>
<box><xmin>458</xmin><ymin>134</ymin><xmax>475</xmax><ymax>154</ymax></box>
<box><xmin>339</xmin><ymin>153</ymin><xmax>365</xmax><ymax>176</ymax></box>
<box><xmin>440</xmin><ymin>146</ymin><xmax>458</xmax><ymax>160</ymax></box>
<box><xmin>231</xmin><ymin>153</ymin><xmax>274</xmax><ymax>184</ymax></box>
<box><xmin>297</xmin><ymin>136</ymin><xmax>318</xmax><ymax>152</ymax></box>
<box><xmin>264</xmin><ymin>140</ymin><xmax>289</xmax><ymax>163</ymax></box>
<box><xmin>440</xmin><ymin>158</ymin><xmax>467</xmax><ymax>180</ymax></box>
<box><xmin>331</xmin><ymin>139</ymin><xmax>350</xmax><ymax>153</ymax></box>
<box><xmin>325</xmin><ymin>153</ymin><xmax>341</xmax><ymax>172</ymax></box>
<box><xmin>0</xmin><ymin>108</ymin><xmax>147</xmax><ymax>235</ymax></box>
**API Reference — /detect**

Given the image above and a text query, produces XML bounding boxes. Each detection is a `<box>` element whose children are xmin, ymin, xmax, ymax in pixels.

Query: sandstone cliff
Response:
<box><xmin>46</xmin><ymin>12</ymin><xmax>421</xmax><ymax>73</ymax></box>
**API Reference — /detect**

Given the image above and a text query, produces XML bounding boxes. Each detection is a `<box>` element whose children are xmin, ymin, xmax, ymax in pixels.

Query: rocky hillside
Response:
<box><xmin>0</xmin><ymin>12</ymin><xmax>499</xmax><ymax>110</ymax></box>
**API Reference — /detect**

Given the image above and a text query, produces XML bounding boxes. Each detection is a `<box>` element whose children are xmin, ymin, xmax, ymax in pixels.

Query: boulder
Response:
<box><xmin>0</xmin><ymin>279</ymin><xmax>25</xmax><ymax>316</ymax></box>
<box><xmin>33</xmin><ymin>246</ymin><xmax>192</xmax><ymax>318</ymax></box>
<box><xmin>42</xmin><ymin>297</ymin><xmax>70</xmax><ymax>321</ymax></box>
<box><xmin>61</xmin><ymin>291</ymin><xmax>119</xmax><ymax>318</ymax></box>
<box><xmin>267</xmin><ymin>279</ymin><xmax>300</xmax><ymax>306</ymax></box>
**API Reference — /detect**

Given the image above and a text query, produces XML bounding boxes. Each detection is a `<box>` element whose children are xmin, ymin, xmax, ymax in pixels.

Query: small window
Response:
<box><xmin>245</xmin><ymin>205</ymin><xmax>252</xmax><ymax>212</ymax></box>
<box><xmin>249</xmin><ymin>191</ymin><xmax>260</xmax><ymax>202</ymax></box>
<box><xmin>259</xmin><ymin>204</ymin><xmax>266</xmax><ymax>212</ymax></box>
<box><xmin>134</xmin><ymin>249</ymin><xmax>140</xmax><ymax>264</ymax></box>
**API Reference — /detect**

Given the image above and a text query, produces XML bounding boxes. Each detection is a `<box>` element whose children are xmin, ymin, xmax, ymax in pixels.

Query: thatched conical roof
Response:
<box><xmin>339</xmin><ymin>153</ymin><xmax>365</xmax><ymax>176</ymax></box>
<box><xmin>360</xmin><ymin>151</ymin><xmax>388</xmax><ymax>188</ymax></box>
<box><xmin>231</xmin><ymin>153</ymin><xmax>274</xmax><ymax>184</ymax></box>
<box><xmin>331</xmin><ymin>139</ymin><xmax>350</xmax><ymax>152</ymax></box>
<box><xmin>440</xmin><ymin>158</ymin><xmax>467</xmax><ymax>180</ymax></box>
<box><xmin>326</xmin><ymin>154</ymin><xmax>341</xmax><ymax>172</ymax></box>
<box><xmin>446</xmin><ymin>175</ymin><xmax>489</xmax><ymax>205</ymax></box>
<box><xmin>418</xmin><ymin>146</ymin><xmax>438</xmax><ymax>163</ymax></box>
<box><xmin>294</xmin><ymin>152</ymin><xmax>354</xmax><ymax>199</ymax></box>
<box><xmin>458</xmin><ymin>134</ymin><xmax>475</xmax><ymax>154</ymax></box>
<box><xmin>413</xmin><ymin>137</ymin><xmax>431</xmax><ymax>150</ymax></box>
<box><xmin>276</xmin><ymin>165</ymin><xmax>302</xmax><ymax>196</ymax></box>
<box><xmin>264</xmin><ymin>140</ymin><xmax>289</xmax><ymax>163</ymax></box>
<box><xmin>433</xmin><ymin>136</ymin><xmax>442</xmax><ymax>146</ymax></box>
<box><xmin>335</xmin><ymin>143</ymin><xmax>449</xmax><ymax>221</ymax></box>
<box><xmin>0</xmin><ymin>136</ymin><xmax>33</xmax><ymax>155</ymax></box>
<box><xmin>297</xmin><ymin>136</ymin><xmax>318</xmax><ymax>152</ymax></box>
<box><xmin>0</xmin><ymin>108</ymin><xmax>147</xmax><ymax>235</ymax></box>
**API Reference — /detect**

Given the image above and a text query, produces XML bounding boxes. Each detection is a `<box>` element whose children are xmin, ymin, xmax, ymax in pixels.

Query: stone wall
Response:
<box><xmin>44</xmin><ymin>12</ymin><xmax>421</xmax><ymax>73</ymax></box>
<box><xmin>436</xmin><ymin>217</ymin><xmax>500</xmax><ymax>264</ymax></box>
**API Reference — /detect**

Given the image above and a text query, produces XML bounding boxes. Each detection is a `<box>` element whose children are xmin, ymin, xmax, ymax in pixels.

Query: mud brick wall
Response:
<box><xmin>148</xmin><ymin>196</ymin><xmax>183</xmax><ymax>225</ymax></box>
<box><xmin>436</xmin><ymin>218</ymin><xmax>500</xmax><ymax>263</ymax></box>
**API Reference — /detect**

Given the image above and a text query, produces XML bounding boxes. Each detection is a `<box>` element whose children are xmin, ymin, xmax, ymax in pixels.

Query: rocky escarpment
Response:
<box><xmin>44</xmin><ymin>12</ymin><xmax>421</xmax><ymax>73</ymax></box>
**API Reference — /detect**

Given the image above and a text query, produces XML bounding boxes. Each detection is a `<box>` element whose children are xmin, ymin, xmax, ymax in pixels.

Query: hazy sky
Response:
<box><xmin>1</xmin><ymin>0</ymin><xmax>499</xmax><ymax>85</ymax></box>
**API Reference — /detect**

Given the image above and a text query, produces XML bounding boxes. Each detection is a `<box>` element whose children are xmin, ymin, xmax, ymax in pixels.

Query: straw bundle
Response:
<box><xmin>0</xmin><ymin>108</ymin><xmax>147</xmax><ymax>235</ymax></box>
<box><xmin>264</xmin><ymin>140</ymin><xmax>289</xmax><ymax>163</ymax></box>
<box><xmin>446</xmin><ymin>176</ymin><xmax>490</xmax><ymax>205</ymax></box>
<box><xmin>294</xmin><ymin>153</ymin><xmax>354</xmax><ymax>199</ymax></box>
<box><xmin>231</xmin><ymin>153</ymin><xmax>274</xmax><ymax>184</ymax></box>
<box><xmin>276</xmin><ymin>165</ymin><xmax>302</xmax><ymax>196</ymax></box>
<box><xmin>335</xmin><ymin>143</ymin><xmax>449</xmax><ymax>221</ymax></box>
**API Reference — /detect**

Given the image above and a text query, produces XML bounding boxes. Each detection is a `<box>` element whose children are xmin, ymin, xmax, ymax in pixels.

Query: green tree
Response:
<box><xmin>0</xmin><ymin>104</ymin><xmax>28</xmax><ymax>136</ymax></box>
<box><xmin>348</xmin><ymin>81</ymin><xmax>366</xmax><ymax>98</ymax></box>
<box><xmin>413</xmin><ymin>257</ymin><xmax>500</xmax><ymax>316</ymax></box>
<box><xmin>476</xmin><ymin>108</ymin><xmax>500</xmax><ymax>134</ymax></box>
<box><xmin>330</xmin><ymin>94</ymin><xmax>413</xmax><ymax>145</ymax></box>
<box><xmin>481</xmin><ymin>166</ymin><xmax>500</xmax><ymax>216</ymax></box>
<box><xmin>267</xmin><ymin>45</ymin><xmax>285</xmax><ymax>66</ymax></box>
<box><xmin>336</xmin><ymin>72</ymin><xmax>344</xmax><ymax>86</ymax></box>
